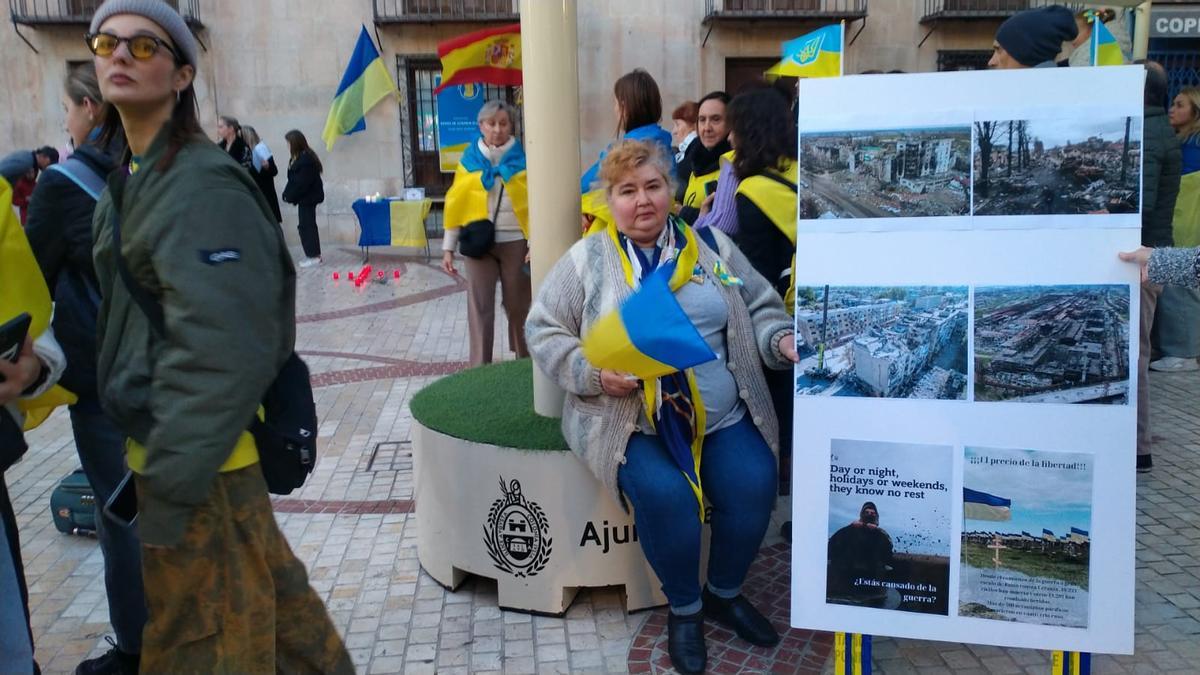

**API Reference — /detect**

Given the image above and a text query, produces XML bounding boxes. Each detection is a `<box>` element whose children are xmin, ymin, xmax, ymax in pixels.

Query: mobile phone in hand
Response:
<box><xmin>104</xmin><ymin>471</ymin><xmax>139</xmax><ymax>528</ymax></box>
<box><xmin>0</xmin><ymin>313</ymin><xmax>32</xmax><ymax>382</ymax></box>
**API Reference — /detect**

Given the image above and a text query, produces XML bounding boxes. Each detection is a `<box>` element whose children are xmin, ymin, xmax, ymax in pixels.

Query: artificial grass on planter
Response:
<box><xmin>409</xmin><ymin>358</ymin><xmax>569</xmax><ymax>451</ymax></box>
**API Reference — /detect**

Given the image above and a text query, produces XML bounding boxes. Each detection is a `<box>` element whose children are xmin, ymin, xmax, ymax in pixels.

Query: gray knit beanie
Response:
<box><xmin>89</xmin><ymin>0</ymin><xmax>198</xmax><ymax>68</ymax></box>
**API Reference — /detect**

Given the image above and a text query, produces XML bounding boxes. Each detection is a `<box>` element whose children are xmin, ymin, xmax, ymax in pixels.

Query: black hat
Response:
<box><xmin>995</xmin><ymin>5</ymin><xmax>1079</xmax><ymax>67</ymax></box>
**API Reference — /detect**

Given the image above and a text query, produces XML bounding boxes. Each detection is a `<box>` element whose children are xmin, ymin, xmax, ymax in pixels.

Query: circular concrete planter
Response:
<box><xmin>410</xmin><ymin>360</ymin><xmax>666</xmax><ymax>615</ymax></box>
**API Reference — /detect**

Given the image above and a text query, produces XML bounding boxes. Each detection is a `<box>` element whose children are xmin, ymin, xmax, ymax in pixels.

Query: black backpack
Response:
<box><xmin>109</xmin><ymin>196</ymin><xmax>316</xmax><ymax>495</ymax></box>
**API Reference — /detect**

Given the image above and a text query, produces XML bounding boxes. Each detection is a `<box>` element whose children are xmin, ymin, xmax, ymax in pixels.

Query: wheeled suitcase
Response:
<box><xmin>50</xmin><ymin>469</ymin><xmax>97</xmax><ymax>536</ymax></box>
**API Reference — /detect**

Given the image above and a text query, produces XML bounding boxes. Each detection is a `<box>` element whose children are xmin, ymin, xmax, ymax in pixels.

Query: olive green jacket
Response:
<box><xmin>92</xmin><ymin>127</ymin><xmax>296</xmax><ymax>546</ymax></box>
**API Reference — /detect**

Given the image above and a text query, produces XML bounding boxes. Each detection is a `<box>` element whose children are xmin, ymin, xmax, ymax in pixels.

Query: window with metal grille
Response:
<box><xmin>399</xmin><ymin>57</ymin><xmax>520</xmax><ymax>196</ymax></box>
<box><xmin>937</xmin><ymin>50</ymin><xmax>992</xmax><ymax>72</ymax></box>
<box><xmin>1149</xmin><ymin>40</ymin><xmax>1200</xmax><ymax>104</ymax></box>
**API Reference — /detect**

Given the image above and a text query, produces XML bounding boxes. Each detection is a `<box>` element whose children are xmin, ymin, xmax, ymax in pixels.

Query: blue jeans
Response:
<box><xmin>617</xmin><ymin>414</ymin><xmax>777</xmax><ymax>613</ymax></box>
<box><xmin>0</xmin><ymin>479</ymin><xmax>34</xmax><ymax>673</ymax></box>
<box><xmin>69</xmin><ymin>406</ymin><xmax>148</xmax><ymax>654</ymax></box>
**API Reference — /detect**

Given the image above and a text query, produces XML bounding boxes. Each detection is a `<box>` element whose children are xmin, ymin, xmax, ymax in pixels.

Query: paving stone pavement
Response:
<box><xmin>10</xmin><ymin>245</ymin><xmax>1200</xmax><ymax>674</ymax></box>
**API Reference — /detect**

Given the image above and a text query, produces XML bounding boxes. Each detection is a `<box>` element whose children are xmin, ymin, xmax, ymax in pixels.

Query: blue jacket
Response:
<box><xmin>580</xmin><ymin>124</ymin><xmax>675</xmax><ymax>193</ymax></box>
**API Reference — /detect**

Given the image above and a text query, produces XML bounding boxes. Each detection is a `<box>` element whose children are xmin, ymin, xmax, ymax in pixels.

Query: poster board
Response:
<box><xmin>436</xmin><ymin>75</ymin><xmax>486</xmax><ymax>173</ymax></box>
<box><xmin>790</xmin><ymin>67</ymin><xmax>1142</xmax><ymax>654</ymax></box>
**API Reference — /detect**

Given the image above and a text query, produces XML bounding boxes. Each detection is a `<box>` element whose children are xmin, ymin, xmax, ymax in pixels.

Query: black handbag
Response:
<box><xmin>457</xmin><ymin>183</ymin><xmax>504</xmax><ymax>259</ymax></box>
<box><xmin>109</xmin><ymin>201</ymin><xmax>317</xmax><ymax>496</ymax></box>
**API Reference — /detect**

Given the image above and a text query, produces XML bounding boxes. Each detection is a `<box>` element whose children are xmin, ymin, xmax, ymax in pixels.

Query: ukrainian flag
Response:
<box><xmin>766</xmin><ymin>23</ymin><xmax>843</xmax><ymax>80</ymax></box>
<box><xmin>963</xmin><ymin>488</ymin><xmax>1012</xmax><ymax>522</ymax></box>
<box><xmin>581</xmin><ymin>261</ymin><xmax>716</xmax><ymax>380</ymax></box>
<box><xmin>322</xmin><ymin>26</ymin><xmax>399</xmax><ymax>151</ymax></box>
<box><xmin>1091</xmin><ymin>14</ymin><xmax>1124</xmax><ymax>66</ymax></box>
<box><xmin>0</xmin><ymin>178</ymin><xmax>75</xmax><ymax>429</ymax></box>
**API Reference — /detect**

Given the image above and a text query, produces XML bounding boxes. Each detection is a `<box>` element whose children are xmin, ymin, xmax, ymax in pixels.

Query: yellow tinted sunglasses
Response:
<box><xmin>85</xmin><ymin>32</ymin><xmax>179</xmax><ymax>62</ymax></box>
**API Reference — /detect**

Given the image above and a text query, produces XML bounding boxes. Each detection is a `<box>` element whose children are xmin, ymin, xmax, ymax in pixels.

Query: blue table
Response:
<box><xmin>351</xmin><ymin>197</ymin><xmax>432</xmax><ymax>261</ymax></box>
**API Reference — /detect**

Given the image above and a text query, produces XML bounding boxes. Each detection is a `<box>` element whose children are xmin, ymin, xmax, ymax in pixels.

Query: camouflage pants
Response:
<box><xmin>137</xmin><ymin>466</ymin><xmax>353</xmax><ymax>674</ymax></box>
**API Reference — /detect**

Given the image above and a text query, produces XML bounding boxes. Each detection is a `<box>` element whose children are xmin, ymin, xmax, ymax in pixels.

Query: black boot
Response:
<box><xmin>667</xmin><ymin>610</ymin><xmax>707</xmax><ymax>674</ymax></box>
<box><xmin>702</xmin><ymin>588</ymin><xmax>780</xmax><ymax>647</ymax></box>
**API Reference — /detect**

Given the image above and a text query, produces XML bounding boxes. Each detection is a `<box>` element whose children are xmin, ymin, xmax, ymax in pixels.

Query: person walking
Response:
<box><xmin>1151</xmin><ymin>87</ymin><xmax>1200</xmax><ymax>372</ymax></box>
<box><xmin>1136</xmin><ymin>61</ymin><xmax>1183</xmax><ymax>473</ymax></box>
<box><xmin>216</xmin><ymin>114</ymin><xmax>254</xmax><ymax>172</ymax></box>
<box><xmin>527</xmin><ymin>139</ymin><xmax>798</xmax><ymax>675</ymax></box>
<box><xmin>85</xmin><ymin>2</ymin><xmax>351</xmax><ymax>671</ymax></box>
<box><xmin>23</xmin><ymin>61</ymin><xmax>147</xmax><ymax>675</ymax></box>
<box><xmin>281</xmin><ymin>129</ymin><xmax>325</xmax><ymax>267</ymax></box>
<box><xmin>442</xmin><ymin>99</ymin><xmax>531</xmax><ymax>367</ymax></box>
<box><xmin>240</xmin><ymin>125</ymin><xmax>283</xmax><ymax>224</ymax></box>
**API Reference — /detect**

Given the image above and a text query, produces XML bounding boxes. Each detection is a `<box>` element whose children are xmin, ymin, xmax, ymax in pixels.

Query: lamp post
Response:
<box><xmin>520</xmin><ymin>0</ymin><xmax>581</xmax><ymax>417</ymax></box>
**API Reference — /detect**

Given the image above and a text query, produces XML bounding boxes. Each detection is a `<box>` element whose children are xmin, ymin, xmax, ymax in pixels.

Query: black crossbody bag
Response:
<box><xmin>109</xmin><ymin>207</ymin><xmax>317</xmax><ymax>495</ymax></box>
<box><xmin>457</xmin><ymin>182</ymin><xmax>504</xmax><ymax>259</ymax></box>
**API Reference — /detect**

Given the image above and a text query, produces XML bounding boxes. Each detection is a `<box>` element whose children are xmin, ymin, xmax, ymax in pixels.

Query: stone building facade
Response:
<box><xmin>0</xmin><ymin>0</ymin><xmax>1116</xmax><ymax>245</ymax></box>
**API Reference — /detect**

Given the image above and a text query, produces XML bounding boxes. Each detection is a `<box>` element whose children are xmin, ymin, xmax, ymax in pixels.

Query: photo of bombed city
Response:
<box><xmin>799</xmin><ymin>127</ymin><xmax>972</xmax><ymax>219</ymax></box>
<box><xmin>974</xmin><ymin>285</ymin><xmax>1131</xmax><ymax>404</ymax></box>
<box><xmin>795</xmin><ymin>286</ymin><xmax>969</xmax><ymax>400</ymax></box>
<box><xmin>972</xmin><ymin>116</ymin><xmax>1142</xmax><ymax>216</ymax></box>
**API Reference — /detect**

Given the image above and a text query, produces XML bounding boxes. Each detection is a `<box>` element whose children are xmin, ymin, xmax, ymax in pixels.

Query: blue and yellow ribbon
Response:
<box><xmin>834</xmin><ymin>632</ymin><xmax>871</xmax><ymax>675</ymax></box>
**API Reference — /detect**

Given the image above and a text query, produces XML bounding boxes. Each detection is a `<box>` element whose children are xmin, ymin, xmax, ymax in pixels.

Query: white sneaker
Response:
<box><xmin>298</xmin><ymin>257</ymin><xmax>322</xmax><ymax>268</ymax></box>
<box><xmin>1149</xmin><ymin>356</ymin><xmax>1200</xmax><ymax>372</ymax></box>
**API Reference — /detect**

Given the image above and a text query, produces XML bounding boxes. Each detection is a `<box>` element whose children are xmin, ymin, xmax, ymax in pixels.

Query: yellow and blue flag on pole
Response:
<box><xmin>1090</xmin><ymin>14</ymin><xmax>1124</xmax><ymax>66</ymax></box>
<box><xmin>963</xmin><ymin>488</ymin><xmax>1012</xmax><ymax>521</ymax></box>
<box><xmin>766</xmin><ymin>23</ymin><xmax>843</xmax><ymax>80</ymax></box>
<box><xmin>322</xmin><ymin>26</ymin><xmax>399</xmax><ymax>151</ymax></box>
<box><xmin>581</xmin><ymin>261</ymin><xmax>717</xmax><ymax>381</ymax></box>
<box><xmin>0</xmin><ymin>178</ymin><xmax>76</xmax><ymax>429</ymax></box>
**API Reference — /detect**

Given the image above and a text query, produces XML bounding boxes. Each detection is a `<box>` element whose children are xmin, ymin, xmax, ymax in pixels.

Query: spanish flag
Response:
<box><xmin>765</xmin><ymin>23</ymin><xmax>843</xmax><ymax>79</ymax></box>
<box><xmin>0</xmin><ymin>178</ymin><xmax>76</xmax><ymax>429</ymax></box>
<box><xmin>1090</xmin><ymin>13</ymin><xmax>1124</xmax><ymax>67</ymax></box>
<box><xmin>321</xmin><ymin>26</ymin><xmax>399</xmax><ymax>151</ymax></box>
<box><xmin>580</xmin><ymin>261</ymin><xmax>716</xmax><ymax>380</ymax></box>
<box><xmin>434</xmin><ymin>24</ymin><xmax>522</xmax><ymax>95</ymax></box>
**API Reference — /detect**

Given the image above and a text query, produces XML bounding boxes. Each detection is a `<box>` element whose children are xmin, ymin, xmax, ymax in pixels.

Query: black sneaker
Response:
<box><xmin>75</xmin><ymin>638</ymin><xmax>139</xmax><ymax>675</ymax></box>
<box><xmin>1137</xmin><ymin>454</ymin><xmax>1153</xmax><ymax>473</ymax></box>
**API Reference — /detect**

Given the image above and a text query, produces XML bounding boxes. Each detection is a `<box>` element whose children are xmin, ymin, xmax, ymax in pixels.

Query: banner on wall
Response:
<box><xmin>789</xmin><ymin>66</ymin><xmax>1143</xmax><ymax>655</ymax></box>
<box><xmin>436</xmin><ymin>75</ymin><xmax>486</xmax><ymax>173</ymax></box>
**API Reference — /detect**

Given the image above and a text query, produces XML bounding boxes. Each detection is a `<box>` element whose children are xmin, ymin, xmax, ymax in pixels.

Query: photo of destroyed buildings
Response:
<box><xmin>795</xmin><ymin>286</ymin><xmax>969</xmax><ymax>400</ymax></box>
<box><xmin>974</xmin><ymin>285</ymin><xmax>1130</xmax><ymax>404</ymax></box>
<box><xmin>799</xmin><ymin>126</ymin><xmax>972</xmax><ymax>219</ymax></box>
<box><xmin>972</xmin><ymin>116</ymin><xmax>1142</xmax><ymax>216</ymax></box>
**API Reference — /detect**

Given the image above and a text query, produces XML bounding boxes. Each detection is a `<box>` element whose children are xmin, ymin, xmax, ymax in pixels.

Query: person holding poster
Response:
<box><xmin>527</xmin><ymin>139</ymin><xmax>796</xmax><ymax>675</ymax></box>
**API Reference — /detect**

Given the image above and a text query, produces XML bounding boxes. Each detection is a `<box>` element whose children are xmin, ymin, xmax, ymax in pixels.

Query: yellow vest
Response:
<box><xmin>736</xmin><ymin>159</ymin><xmax>799</xmax><ymax>313</ymax></box>
<box><xmin>125</xmin><ymin>410</ymin><xmax>262</xmax><ymax>474</ymax></box>
<box><xmin>682</xmin><ymin>166</ymin><xmax>722</xmax><ymax>211</ymax></box>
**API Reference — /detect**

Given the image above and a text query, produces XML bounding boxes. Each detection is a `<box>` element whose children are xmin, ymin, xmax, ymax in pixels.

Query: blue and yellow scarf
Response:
<box><xmin>609</xmin><ymin>215</ymin><xmax>708</xmax><ymax>520</ymax></box>
<box><xmin>444</xmin><ymin>138</ymin><xmax>530</xmax><ymax>236</ymax></box>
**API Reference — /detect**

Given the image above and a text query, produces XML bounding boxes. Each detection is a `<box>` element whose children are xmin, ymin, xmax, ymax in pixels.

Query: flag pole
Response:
<box><xmin>839</xmin><ymin>20</ymin><xmax>846</xmax><ymax>77</ymax></box>
<box><xmin>521</xmin><ymin>0</ymin><xmax>580</xmax><ymax>416</ymax></box>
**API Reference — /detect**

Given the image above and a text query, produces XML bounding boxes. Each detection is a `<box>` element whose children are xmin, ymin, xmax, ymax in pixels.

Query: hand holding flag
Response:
<box><xmin>581</xmin><ymin>261</ymin><xmax>717</xmax><ymax>381</ymax></box>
